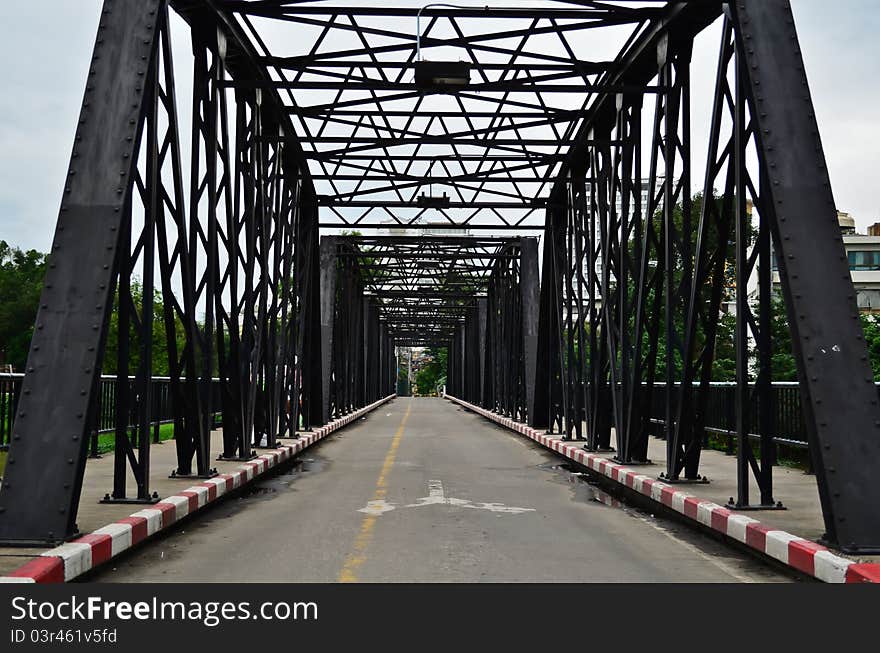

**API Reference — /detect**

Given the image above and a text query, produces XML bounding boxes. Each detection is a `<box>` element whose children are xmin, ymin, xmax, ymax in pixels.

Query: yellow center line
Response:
<box><xmin>337</xmin><ymin>399</ymin><xmax>412</xmax><ymax>583</ymax></box>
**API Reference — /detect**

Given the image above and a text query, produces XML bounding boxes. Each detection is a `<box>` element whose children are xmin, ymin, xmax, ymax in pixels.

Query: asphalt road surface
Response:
<box><xmin>89</xmin><ymin>398</ymin><xmax>792</xmax><ymax>583</ymax></box>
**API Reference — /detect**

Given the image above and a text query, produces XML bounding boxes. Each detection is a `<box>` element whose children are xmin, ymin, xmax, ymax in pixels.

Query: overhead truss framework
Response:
<box><xmin>336</xmin><ymin>235</ymin><xmax>524</xmax><ymax>345</ymax></box>
<box><xmin>1</xmin><ymin>0</ymin><xmax>879</xmax><ymax>556</ymax></box>
<box><xmin>222</xmin><ymin>0</ymin><xmax>668</xmax><ymax>231</ymax></box>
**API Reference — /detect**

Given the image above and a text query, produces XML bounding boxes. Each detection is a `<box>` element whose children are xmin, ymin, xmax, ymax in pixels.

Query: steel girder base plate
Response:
<box><xmin>613</xmin><ymin>457</ymin><xmax>653</xmax><ymax>466</ymax></box>
<box><xmin>0</xmin><ymin>538</ymin><xmax>73</xmax><ymax>548</ymax></box>
<box><xmin>99</xmin><ymin>494</ymin><xmax>161</xmax><ymax>505</ymax></box>
<box><xmin>168</xmin><ymin>468</ymin><xmax>219</xmax><ymax>480</ymax></box>
<box><xmin>0</xmin><ymin>529</ymin><xmax>81</xmax><ymax>548</ymax></box>
<box><xmin>725</xmin><ymin>501</ymin><xmax>787</xmax><ymax>511</ymax></box>
<box><xmin>658</xmin><ymin>474</ymin><xmax>710</xmax><ymax>484</ymax></box>
<box><xmin>819</xmin><ymin>536</ymin><xmax>880</xmax><ymax>556</ymax></box>
<box><xmin>217</xmin><ymin>453</ymin><xmax>258</xmax><ymax>462</ymax></box>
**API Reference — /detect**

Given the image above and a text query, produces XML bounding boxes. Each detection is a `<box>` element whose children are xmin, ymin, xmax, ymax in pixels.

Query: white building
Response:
<box><xmin>378</xmin><ymin>217</ymin><xmax>470</xmax><ymax>238</ymax></box>
<box><xmin>767</xmin><ymin>211</ymin><xmax>880</xmax><ymax>313</ymax></box>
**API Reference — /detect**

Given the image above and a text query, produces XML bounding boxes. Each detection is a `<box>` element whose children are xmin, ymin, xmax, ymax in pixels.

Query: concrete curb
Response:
<box><xmin>446</xmin><ymin>395</ymin><xmax>880</xmax><ymax>584</ymax></box>
<box><xmin>0</xmin><ymin>395</ymin><xmax>397</xmax><ymax>583</ymax></box>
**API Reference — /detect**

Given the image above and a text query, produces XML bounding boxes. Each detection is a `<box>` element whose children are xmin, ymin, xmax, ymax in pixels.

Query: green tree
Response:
<box><xmin>860</xmin><ymin>313</ymin><xmax>880</xmax><ymax>380</ymax></box>
<box><xmin>711</xmin><ymin>297</ymin><xmax>799</xmax><ymax>382</ymax></box>
<box><xmin>762</xmin><ymin>296</ymin><xmax>798</xmax><ymax>381</ymax></box>
<box><xmin>102</xmin><ymin>281</ymin><xmax>187</xmax><ymax>376</ymax></box>
<box><xmin>712</xmin><ymin>311</ymin><xmax>737</xmax><ymax>381</ymax></box>
<box><xmin>414</xmin><ymin>347</ymin><xmax>447</xmax><ymax>396</ymax></box>
<box><xmin>0</xmin><ymin>241</ymin><xmax>47</xmax><ymax>370</ymax></box>
<box><xmin>628</xmin><ymin>192</ymin><xmax>762</xmax><ymax>381</ymax></box>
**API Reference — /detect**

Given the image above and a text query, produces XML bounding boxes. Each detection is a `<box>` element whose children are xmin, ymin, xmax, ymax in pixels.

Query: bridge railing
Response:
<box><xmin>0</xmin><ymin>374</ymin><xmax>20</xmax><ymax>450</ymax></box>
<box><xmin>0</xmin><ymin>373</ymin><xmax>223</xmax><ymax>454</ymax></box>
<box><xmin>645</xmin><ymin>382</ymin><xmax>811</xmax><ymax>451</ymax></box>
<box><xmin>542</xmin><ymin>380</ymin><xmax>880</xmax><ymax>454</ymax></box>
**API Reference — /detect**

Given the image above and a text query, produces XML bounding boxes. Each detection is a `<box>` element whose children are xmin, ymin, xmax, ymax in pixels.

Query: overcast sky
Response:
<box><xmin>0</xmin><ymin>0</ymin><xmax>878</xmax><ymax>253</ymax></box>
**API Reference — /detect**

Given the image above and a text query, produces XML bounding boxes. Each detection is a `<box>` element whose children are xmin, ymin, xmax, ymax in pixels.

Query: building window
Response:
<box><xmin>848</xmin><ymin>251</ymin><xmax>880</xmax><ymax>271</ymax></box>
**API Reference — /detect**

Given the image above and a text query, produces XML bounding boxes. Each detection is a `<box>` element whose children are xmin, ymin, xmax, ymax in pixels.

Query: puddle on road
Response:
<box><xmin>239</xmin><ymin>456</ymin><xmax>327</xmax><ymax>501</ymax></box>
<box><xmin>535</xmin><ymin>459</ymin><xmax>795</xmax><ymax>581</ymax></box>
<box><xmin>539</xmin><ymin>461</ymin><xmax>624</xmax><ymax>510</ymax></box>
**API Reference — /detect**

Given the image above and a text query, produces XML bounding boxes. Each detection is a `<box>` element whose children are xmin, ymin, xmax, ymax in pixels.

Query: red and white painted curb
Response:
<box><xmin>0</xmin><ymin>395</ymin><xmax>396</xmax><ymax>583</ymax></box>
<box><xmin>446</xmin><ymin>395</ymin><xmax>880</xmax><ymax>584</ymax></box>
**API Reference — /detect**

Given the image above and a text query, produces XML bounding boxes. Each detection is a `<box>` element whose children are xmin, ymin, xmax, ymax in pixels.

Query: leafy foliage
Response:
<box><xmin>860</xmin><ymin>313</ymin><xmax>880</xmax><ymax>380</ymax></box>
<box><xmin>414</xmin><ymin>347</ymin><xmax>447</xmax><ymax>396</ymax></box>
<box><xmin>102</xmin><ymin>281</ymin><xmax>188</xmax><ymax>376</ymax></box>
<box><xmin>761</xmin><ymin>296</ymin><xmax>799</xmax><ymax>382</ymax></box>
<box><xmin>0</xmin><ymin>241</ymin><xmax>47</xmax><ymax>370</ymax></box>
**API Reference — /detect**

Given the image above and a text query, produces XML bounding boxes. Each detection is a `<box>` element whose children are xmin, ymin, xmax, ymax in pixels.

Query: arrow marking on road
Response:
<box><xmin>358</xmin><ymin>499</ymin><xmax>397</xmax><ymax>516</ymax></box>
<box><xmin>356</xmin><ymin>480</ymin><xmax>535</xmax><ymax>516</ymax></box>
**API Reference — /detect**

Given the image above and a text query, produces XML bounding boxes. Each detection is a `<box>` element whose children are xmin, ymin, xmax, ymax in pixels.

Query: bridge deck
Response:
<box><xmin>78</xmin><ymin>398</ymin><xmax>788</xmax><ymax>582</ymax></box>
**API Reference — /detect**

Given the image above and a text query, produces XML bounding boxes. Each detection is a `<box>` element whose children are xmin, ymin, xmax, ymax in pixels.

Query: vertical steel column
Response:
<box><xmin>362</xmin><ymin>297</ymin><xmax>372</xmax><ymax>406</ymax></box>
<box><xmin>660</xmin><ymin>37</ymin><xmax>699</xmax><ymax>482</ymax></box>
<box><xmin>532</xmin><ymin>203</ymin><xmax>564</xmax><ymax>430</ymax></box>
<box><xmin>319</xmin><ymin>236</ymin><xmax>338</xmax><ymax>424</ymax></box>
<box><xmin>733</xmin><ymin>44</ymin><xmax>751</xmax><ymax>504</ymax></box>
<box><xmin>755</xmin><ymin>189</ymin><xmax>778</xmax><ymax>505</ymax></box>
<box><xmin>520</xmin><ymin>238</ymin><xmax>540</xmax><ymax>425</ymax></box>
<box><xmin>296</xmin><ymin>186</ymin><xmax>321</xmax><ymax>431</ymax></box>
<box><xmin>458</xmin><ymin>323</ymin><xmax>466</xmax><ymax>401</ymax></box>
<box><xmin>729</xmin><ymin>0</ymin><xmax>880</xmax><ymax>549</ymax></box>
<box><xmin>476</xmin><ymin>297</ymin><xmax>488</xmax><ymax>407</ymax></box>
<box><xmin>0</xmin><ymin>0</ymin><xmax>163</xmax><ymax>544</ymax></box>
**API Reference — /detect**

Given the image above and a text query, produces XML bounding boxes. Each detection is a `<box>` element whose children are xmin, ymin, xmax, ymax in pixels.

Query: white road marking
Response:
<box><xmin>357</xmin><ymin>480</ymin><xmax>535</xmax><ymax>515</ymax></box>
<box><xmin>358</xmin><ymin>499</ymin><xmax>397</xmax><ymax>516</ymax></box>
<box><xmin>405</xmin><ymin>480</ymin><xmax>535</xmax><ymax>515</ymax></box>
<box><xmin>462</xmin><ymin>501</ymin><xmax>536</xmax><ymax>514</ymax></box>
<box><xmin>428</xmin><ymin>479</ymin><xmax>444</xmax><ymax>499</ymax></box>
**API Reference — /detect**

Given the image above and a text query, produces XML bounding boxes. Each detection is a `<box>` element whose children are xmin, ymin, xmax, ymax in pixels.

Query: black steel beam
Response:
<box><xmin>230</xmin><ymin>5</ymin><xmax>658</xmax><ymax>20</ymax></box>
<box><xmin>319</xmin><ymin>223</ymin><xmax>546</xmax><ymax>231</ymax></box>
<box><xmin>729</xmin><ymin>0</ymin><xmax>880</xmax><ymax>552</ymax></box>
<box><xmin>520</xmin><ymin>238</ymin><xmax>540</xmax><ymax>424</ymax></box>
<box><xmin>319</xmin><ymin>236</ymin><xmax>337</xmax><ymax>424</ymax></box>
<box><xmin>318</xmin><ymin>201</ymin><xmax>548</xmax><ymax>209</ymax></box>
<box><xmin>0</xmin><ymin>0</ymin><xmax>164</xmax><ymax>545</ymax></box>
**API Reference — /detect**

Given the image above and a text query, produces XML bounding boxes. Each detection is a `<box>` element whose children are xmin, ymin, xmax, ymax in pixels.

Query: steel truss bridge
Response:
<box><xmin>1</xmin><ymin>0</ymin><xmax>879</xmax><ymax>556</ymax></box>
